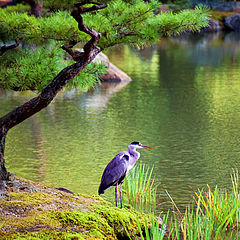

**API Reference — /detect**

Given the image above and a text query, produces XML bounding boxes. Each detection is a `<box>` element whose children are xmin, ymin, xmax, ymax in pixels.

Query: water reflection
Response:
<box><xmin>106</xmin><ymin>32</ymin><xmax>240</xmax><ymax>208</ymax></box>
<box><xmin>71</xmin><ymin>81</ymin><xmax>129</xmax><ymax>114</ymax></box>
<box><xmin>2</xmin><ymin>31</ymin><xmax>240</xmax><ymax>210</ymax></box>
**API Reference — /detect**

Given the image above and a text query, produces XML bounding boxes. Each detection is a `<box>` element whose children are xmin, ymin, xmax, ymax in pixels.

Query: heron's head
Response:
<box><xmin>130</xmin><ymin>141</ymin><xmax>154</xmax><ymax>149</ymax></box>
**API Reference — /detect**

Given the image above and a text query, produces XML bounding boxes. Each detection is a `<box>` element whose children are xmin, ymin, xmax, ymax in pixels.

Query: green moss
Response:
<box><xmin>10</xmin><ymin>192</ymin><xmax>53</xmax><ymax>203</ymax></box>
<box><xmin>210</xmin><ymin>10</ymin><xmax>236</xmax><ymax>22</ymax></box>
<box><xmin>56</xmin><ymin>210</ymin><xmax>120</xmax><ymax>239</ymax></box>
<box><xmin>1</xmin><ymin>3</ymin><xmax>30</xmax><ymax>14</ymax></box>
<box><xmin>0</xmin><ymin>180</ymin><xmax>150</xmax><ymax>240</ymax></box>
<box><xmin>91</xmin><ymin>203</ymin><xmax>149</xmax><ymax>238</ymax></box>
<box><xmin>13</xmin><ymin>231</ymin><xmax>86</xmax><ymax>240</ymax></box>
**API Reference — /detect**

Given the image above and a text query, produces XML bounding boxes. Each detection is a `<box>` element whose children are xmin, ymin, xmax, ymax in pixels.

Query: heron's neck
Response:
<box><xmin>128</xmin><ymin>146</ymin><xmax>140</xmax><ymax>168</ymax></box>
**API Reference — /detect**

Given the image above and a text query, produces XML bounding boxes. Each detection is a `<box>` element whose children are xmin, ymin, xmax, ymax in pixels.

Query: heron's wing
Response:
<box><xmin>98</xmin><ymin>153</ymin><xmax>129</xmax><ymax>194</ymax></box>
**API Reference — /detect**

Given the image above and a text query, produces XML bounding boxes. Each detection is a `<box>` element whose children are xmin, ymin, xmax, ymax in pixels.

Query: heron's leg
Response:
<box><xmin>120</xmin><ymin>183</ymin><xmax>123</xmax><ymax>209</ymax></box>
<box><xmin>115</xmin><ymin>184</ymin><xmax>118</xmax><ymax>207</ymax></box>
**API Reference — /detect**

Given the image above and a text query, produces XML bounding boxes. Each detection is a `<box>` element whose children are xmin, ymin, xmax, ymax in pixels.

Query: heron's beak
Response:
<box><xmin>142</xmin><ymin>145</ymin><xmax>154</xmax><ymax>149</ymax></box>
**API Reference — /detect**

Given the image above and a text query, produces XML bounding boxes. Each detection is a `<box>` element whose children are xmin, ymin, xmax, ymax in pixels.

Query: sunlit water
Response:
<box><xmin>1</xmin><ymin>31</ymin><xmax>240</xmax><ymax>210</ymax></box>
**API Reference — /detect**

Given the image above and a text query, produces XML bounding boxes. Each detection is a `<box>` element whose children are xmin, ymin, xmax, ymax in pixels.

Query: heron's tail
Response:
<box><xmin>98</xmin><ymin>185</ymin><xmax>104</xmax><ymax>195</ymax></box>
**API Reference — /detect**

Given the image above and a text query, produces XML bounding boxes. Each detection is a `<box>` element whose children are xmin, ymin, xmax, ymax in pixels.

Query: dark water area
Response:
<box><xmin>1</xmin><ymin>31</ymin><xmax>240</xmax><ymax>210</ymax></box>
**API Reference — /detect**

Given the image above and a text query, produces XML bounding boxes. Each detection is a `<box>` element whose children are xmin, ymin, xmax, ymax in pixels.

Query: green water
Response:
<box><xmin>1</xmin><ymin>32</ymin><xmax>240</xmax><ymax>209</ymax></box>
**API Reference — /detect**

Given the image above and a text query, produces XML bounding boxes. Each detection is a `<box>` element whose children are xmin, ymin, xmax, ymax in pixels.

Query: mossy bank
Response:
<box><xmin>0</xmin><ymin>177</ymin><xmax>149</xmax><ymax>239</ymax></box>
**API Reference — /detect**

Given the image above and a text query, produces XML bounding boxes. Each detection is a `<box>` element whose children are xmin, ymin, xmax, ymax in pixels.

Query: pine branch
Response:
<box><xmin>14</xmin><ymin>30</ymin><xmax>75</xmax><ymax>42</ymax></box>
<box><xmin>112</xmin><ymin>9</ymin><xmax>152</xmax><ymax>28</ymax></box>
<box><xmin>0</xmin><ymin>1</ymin><xmax>106</xmax><ymax>130</ymax></box>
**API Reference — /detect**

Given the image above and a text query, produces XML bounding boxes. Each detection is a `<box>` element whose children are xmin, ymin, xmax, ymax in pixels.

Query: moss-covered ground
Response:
<box><xmin>0</xmin><ymin>177</ymin><xmax>149</xmax><ymax>239</ymax></box>
<box><xmin>210</xmin><ymin>8</ymin><xmax>240</xmax><ymax>28</ymax></box>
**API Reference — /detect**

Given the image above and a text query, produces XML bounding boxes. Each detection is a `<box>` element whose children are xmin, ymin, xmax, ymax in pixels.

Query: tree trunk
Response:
<box><xmin>0</xmin><ymin>127</ymin><xmax>9</xmax><ymax>196</ymax></box>
<box><xmin>23</xmin><ymin>0</ymin><xmax>43</xmax><ymax>18</ymax></box>
<box><xmin>31</xmin><ymin>1</ymin><xmax>43</xmax><ymax>18</ymax></box>
<box><xmin>0</xmin><ymin>1</ymin><xmax>106</xmax><ymax>196</ymax></box>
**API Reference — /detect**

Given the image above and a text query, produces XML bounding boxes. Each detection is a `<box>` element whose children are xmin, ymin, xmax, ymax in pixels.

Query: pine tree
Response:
<box><xmin>0</xmin><ymin>0</ymin><xmax>209</xmax><ymax>196</ymax></box>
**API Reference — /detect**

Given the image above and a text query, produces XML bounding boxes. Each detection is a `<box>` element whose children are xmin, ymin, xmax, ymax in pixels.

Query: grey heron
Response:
<box><xmin>98</xmin><ymin>141</ymin><xmax>154</xmax><ymax>208</ymax></box>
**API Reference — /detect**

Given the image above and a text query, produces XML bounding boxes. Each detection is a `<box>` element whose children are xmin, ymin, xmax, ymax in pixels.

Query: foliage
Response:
<box><xmin>0</xmin><ymin>0</ymin><xmax>209</xmax><ymax>91</ymax></box>
<box><xmin>126</xmin><ymin>167</ymin><xmax>240</xmax><ymax>239</ymax></box>
<box><xmin>150</xmin><ymin>6</ymin><xmax>209</xmax><ymax>36</ymax></box>
<box><xmin>0</xmin><ymin>3</ymin><xmax>30</xmax><ymax>13</ymax></box>
<box><xmin>43</xmin><ymin>0</ymin><xmax>76</xmax><ymax>11</ymax></box>
<box><xmin>67</xmin><ymin>61</ymin><xmax>106</xmax><ymax>91</ymax></box>
<box><xmin>124</xmin><ymin>163</ymin><xmax>158</xmax><ymax>212</ymax></box>
<box><xmin>166</xmin><ymin>169</ymin><xmax>240</xmax><ymax>239</ymax></box>
<box><xmin>0</xmin><ymin>43</ymin><xmax>106</xmax><ymax>91</ymax></box>
<box><xmin>167</xmin><ymin>0</ymin><xmax>191</xmax><ymax>11</ymax></box>
<box><xmin>137</xmin><ymin>213</ymin><xmax>169</xmax><ymax>240</ymax></box>
<box><xmin>0</xmin><ymin>10</ymin><xmax>82</xmax><ymax>43</ymax></box>
<box><xmin>0</xmin><ymin>1</ymin><xmax>209</xmax><ymax>47</ymax></box>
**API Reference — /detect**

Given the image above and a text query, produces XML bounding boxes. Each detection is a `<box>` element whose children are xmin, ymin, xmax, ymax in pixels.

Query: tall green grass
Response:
<box><xmin>137</xmin><ymin>212</ymin><xmax>169</xmax><ymax>240</ymax></box>
<box><xmin>124</xmin><ymin>163</ymin><xmax>169</xmax><ymax>239</ymax></box>
<box><xmin>124</xmin><ymin>163</ymin><xmax>158</xmax><ymax>212</ymax></box>
<box><xmin>167</xmin><ymin>169</ymin><xmax>240</xmax><ymax>239</ymax></box>
<box><xmin>126</xmin><ymin>166</ymin><xmax>240</xmax><ymax>240</ymax></box>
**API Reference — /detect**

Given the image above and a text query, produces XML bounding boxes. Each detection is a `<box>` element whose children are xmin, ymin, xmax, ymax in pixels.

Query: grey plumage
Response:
<box><xmin>98</xmin><ymin>153</ymin><xmax>129</xmax><ymax>195</ymax></box>
<box><xmin>98</xmin><ymin>141</ymin><xmax>154</xmax><ymax>208</ymax></box>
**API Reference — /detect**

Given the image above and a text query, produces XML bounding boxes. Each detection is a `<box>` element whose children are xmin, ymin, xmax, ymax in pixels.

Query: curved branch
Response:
<box><xmin>0</xmin><ymin>1</ymin><xmax>106</xmax><ymax>130</ymax></box>
<box><xmin>71</xmin><ymin>1</ymin><xmax>107</xmax><ymax>57</ymax></box>
<box><xmin>0</xmin><ymin>1</ymin><xmax>107</xmax><ymax>182</ymax></box>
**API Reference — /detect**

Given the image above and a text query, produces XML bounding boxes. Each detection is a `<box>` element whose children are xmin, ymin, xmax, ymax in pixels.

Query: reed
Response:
<box><xmin>131</xmin><ymin>168</ymin><xmax>240</xmax><ymax>239</ymax></box>
<box><xmin>137</xmin><ymin>212</ymin><xmax>169</xmax><ymax>240</ymax></box>
<box><xmin>167</xmin><ymin>203</ymin><xmax>215</xmax><ymax>239</ymax></box>
<box><xmin>166</xmin><ymin>169</ymin><xmax>240</xmax><ymax>239</ymax></box>
<box><xmin>124</xmin><ymin>163</ymin><xmax>158</xmax><ymax>212</ymax></box>
<box><xmin>124</xmin><ymin>163</ymin><xmax>169</xmax><ymax>239</ymax></box>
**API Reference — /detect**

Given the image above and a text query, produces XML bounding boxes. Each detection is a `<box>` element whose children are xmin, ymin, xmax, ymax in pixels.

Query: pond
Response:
<box><xmin>1</xmin><ymin>31</ymin><xmax>240</xmax><ymax>210</ymax></box>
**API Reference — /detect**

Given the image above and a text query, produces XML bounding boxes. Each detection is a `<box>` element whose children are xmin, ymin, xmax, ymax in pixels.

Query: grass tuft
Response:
<box><xmin>128</xmin><ymin>167</ymin><xmax>240</xmax><ymax>239</ymax></box>
<box><xmin>124</xmin><ymin>163</ymin><xmax>158</xmax><ymax>212</ymax></box>
<box><xmin>166</xmin><ymin>169</ymin><xmax>240</xmax><ymax>239</ymax></box>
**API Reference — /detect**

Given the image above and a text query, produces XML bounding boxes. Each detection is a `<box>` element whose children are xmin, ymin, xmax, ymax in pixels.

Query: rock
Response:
<box><xmin>93</xmin><ymin>52</ymin><xmax>132</xmax><ymax>82</ymax></box>
<box><xmin>202</xmin><ymin>18</ymin><xmax>221</xmax><ymax>32</ymax></box>
<box><xmin>223</xmin><ymin>14</ymin><xmax>240</xmax><ymax>31</ymax></box>
<box><xmin>190</xmin><ymin>1</ymin><xmax>238</xmax><ymax>11</ymax></box>
<box><xmin>211</xmin><ymin>2</ymin><xmax>237</xmax><ymax>11</ymax></box>
<box><xmin>0</xmin><ymin>177</ymin><xmax>152</xmax><ymax>239</ymax></box>
<box><xmin>55</xmin><ymin>187</ymin><xmax>74</xmax><ymax>194</ymax></box>
<box><xmin>222</xmin><ymin>31</ymin><xmax>240</xmax><ymax>43</ymax></box>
